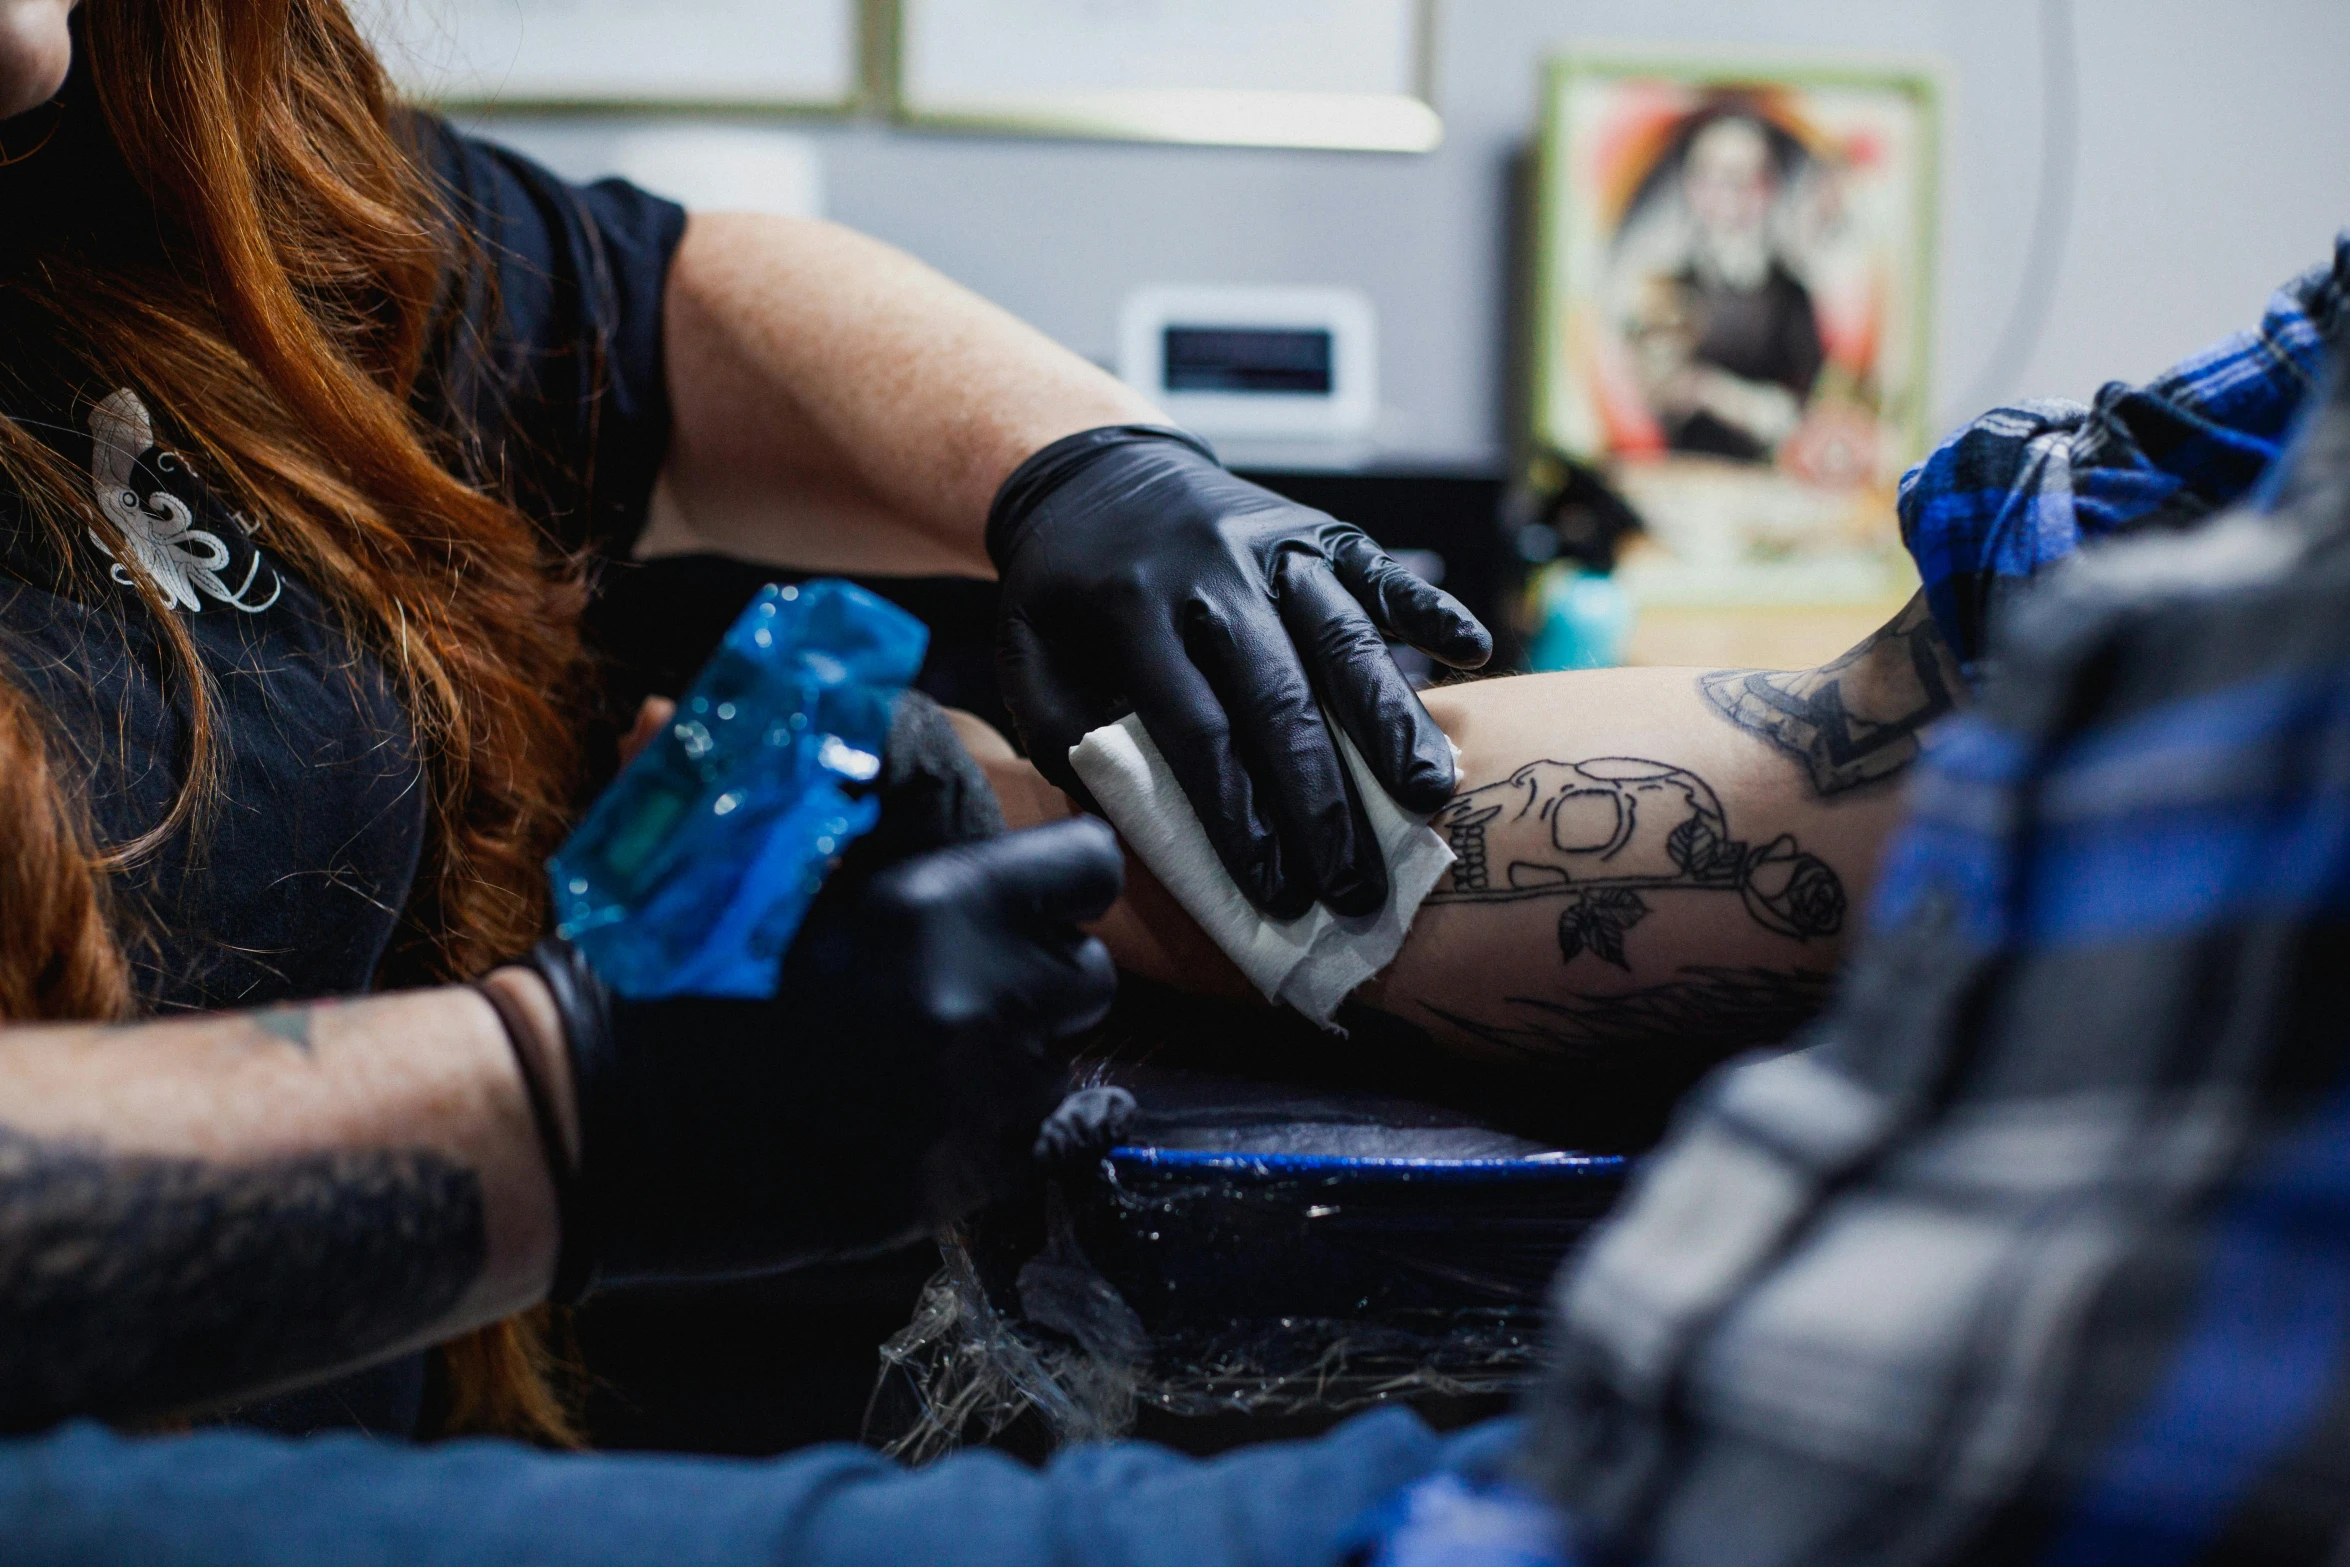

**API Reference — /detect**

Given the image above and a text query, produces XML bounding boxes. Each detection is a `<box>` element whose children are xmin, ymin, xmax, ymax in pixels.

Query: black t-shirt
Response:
<box><xmin>0</xmin><ymin>107</ymin><xmax>687</xmax><ymax>1014</ymax></box>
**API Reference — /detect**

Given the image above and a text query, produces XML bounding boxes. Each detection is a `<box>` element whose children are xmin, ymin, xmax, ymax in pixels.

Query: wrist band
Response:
<box><xmin>472</xmin><ymin>965</ymin><xmax>597</xmax><ymax>1304</ymax></box>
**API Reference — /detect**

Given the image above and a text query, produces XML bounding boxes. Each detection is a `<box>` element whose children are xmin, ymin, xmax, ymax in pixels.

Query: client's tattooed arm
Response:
<box><xmin>1360</xmin><ymin>600</ymin><xmax>1954</xmax><ymax>1087</ymax></box>
<box><xmin>1341</xmin><ymin>660</ymin><xmax>1907</xmax><ymax>1095</ymax></box>
<box><xmin>0</xmin><ymin>981</ymin><xmax>565</xmax><ymax>1429</ymax></box>
<box><xmin>960</xmin><ymin>610</ymin><xmax>1939</xmax><ymax>1092</ymax></box>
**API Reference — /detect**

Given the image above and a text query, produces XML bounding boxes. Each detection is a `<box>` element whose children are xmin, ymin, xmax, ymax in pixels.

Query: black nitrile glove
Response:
<box><xmin>1031</xmin><ymin>1083</ymin><xmax>1137</xmax><ymax>1167</ymax></box>
<box><xmin>990</xmin><ymin>426</ymin><xmax>1492</xmax><ymax>919</ymax></box>
<box><xmin>520</xmin><ymin>815</ymin><xmax>1123</xmax><ymax>1297</ymax></box>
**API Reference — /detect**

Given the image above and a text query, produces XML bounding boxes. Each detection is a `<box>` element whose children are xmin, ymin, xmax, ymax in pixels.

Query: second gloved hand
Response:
<box><xmin>990</xmin><ymin>426</ymin><xmax>1491</xmax><ymax>920</ymax></box>
<box><xmin>523</xmin><ymin>815</ymin><xmax>1122</xmax><ymax>1297</ymax></box>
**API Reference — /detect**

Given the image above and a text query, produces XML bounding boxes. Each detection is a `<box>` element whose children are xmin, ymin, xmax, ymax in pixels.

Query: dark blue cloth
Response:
<box><xmin>0</xmin><ymin>1408</ymin><xmax>1497</xmax><ymax>1567</ymax></box>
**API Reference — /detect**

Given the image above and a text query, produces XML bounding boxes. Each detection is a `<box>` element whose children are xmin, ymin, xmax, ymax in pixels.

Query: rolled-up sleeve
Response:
<box><xmin>1898</xmin><ymin>232</ymin><xmax>2350</xmax><ymax>676</ymax></box>
<box><xmin>411</xmin><ymin>116</ymin><xmax>688</xmax><ymax>562</ymax></box>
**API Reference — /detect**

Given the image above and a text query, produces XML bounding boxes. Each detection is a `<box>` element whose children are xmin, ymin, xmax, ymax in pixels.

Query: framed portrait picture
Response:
<box><xmin>886</xmin><ymin>0</ymin><xmax>1440</xmax><ymax>152</ymax></box>
<box><xmin>352</xmin><ymin>0</ymin><xmax>865</xmax><ymax>113</ymax></box>
<box><xmin>1531</xmin><ymin>56</ymin><xmax>1940</xmax><ymax>608</ymax></box>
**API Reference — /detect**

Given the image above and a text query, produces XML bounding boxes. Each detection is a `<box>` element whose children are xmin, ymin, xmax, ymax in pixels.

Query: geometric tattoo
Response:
<box><xmin>1698</xmin><ymin>593</ymin><xmax>1961</xmax><ymax>797</ymax></box>
<box><xmin>0</xmin><ymin>1126</ymin><xmax>485</xmax><ymax>1430</ymax></box>
<box><xmin>1427</xmin><ymin>756</ymin><xmax>1845</xmax><ymax>970</ymax></box>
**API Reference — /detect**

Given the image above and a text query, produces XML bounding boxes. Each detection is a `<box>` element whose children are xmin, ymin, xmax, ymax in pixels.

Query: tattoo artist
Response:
<box><xmin>0</xmin><ymin>0</ymin><xmax>1487</xmax><ymax>1442</ymax></box>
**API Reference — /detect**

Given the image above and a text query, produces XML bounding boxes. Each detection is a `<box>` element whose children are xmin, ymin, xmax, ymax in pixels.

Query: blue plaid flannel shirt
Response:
<box><xmin>1377</xmin><ymin>236</ymin><xmax>2350</xmax><ymax>1567</ymax></box>
<box><xmin>1902</xmin><ymin>234</ymin><xmax>2350</xmax><ymax>678</ymax></box>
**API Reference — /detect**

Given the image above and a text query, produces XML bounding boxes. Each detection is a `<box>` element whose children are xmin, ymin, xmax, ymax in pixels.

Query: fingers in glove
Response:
<box><xmin>1033</xmin><ymin>1084</ymin><xmax>1137</xmax><ymax>1165</ymax></box>
<box><xmin>1328</xmin><ymin>531</ymin><xmax>1493</xmax><ymax>670</ymax></box>
<box><xmin>1050</xmin><ymin>933</ymin><xmax>1120</xmax><ymax>1038</ymax></box>
<box><xmin>966</xmin><ymin>921</ymin><xmax>1119</xmax><ymax>1042</ymax></box>
<box><xmin>1274</xmin><ymin>551</ymin><xmax>1460</xmax><ymax>816</ymax></box>
<box><xmin>967</xmin><ymin>816</ymin><xmax>1127</xmax><ymax>926</ymax></box>
<box><xmin>979</xmin><ymin>922</ymin><xmax>1116</xmax><ymax>1041</ymax></box>
<box><xmin>1186</xmin><ymin>597</ymin><xmax>1388</xmax><ymax>917</ymax></box>
<box><xmin>1122</xmin><ymin>648</ymin><xmax>1313</xmax><ymax>919</ymax></box>
<box><xmin>996</xmin><ymin>610</ymin><xmax>1110</xmax><ymax>799</ymax></box>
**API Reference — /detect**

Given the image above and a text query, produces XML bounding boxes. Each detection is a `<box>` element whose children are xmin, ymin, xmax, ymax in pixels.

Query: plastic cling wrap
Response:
<box><xmin>550</xmin><ymin>579</ymin><xmax>927</xmax><ymax>999</ymax></box>
<box><xmin>868</xmin><ymin>1065</ymin><xmax>1629</xmax><ymax>1459</ymax></box>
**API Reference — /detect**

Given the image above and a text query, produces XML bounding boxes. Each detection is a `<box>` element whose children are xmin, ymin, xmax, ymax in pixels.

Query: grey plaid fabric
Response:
<box><xmin>1527</xmin><ymin>339</ymin><xmax>2350</xmax><ymax>1564</ymax></box>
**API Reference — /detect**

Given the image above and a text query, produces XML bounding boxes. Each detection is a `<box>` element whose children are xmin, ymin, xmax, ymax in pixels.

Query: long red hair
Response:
<box><xmin>0</xmin><ymin>0</ymin><xmax>593</xmax><ymax>1443</ymax></box>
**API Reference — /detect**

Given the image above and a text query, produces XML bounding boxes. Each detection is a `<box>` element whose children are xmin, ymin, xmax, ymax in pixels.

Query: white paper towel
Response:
<box><xmin>1069</xmin><ymin>713</ymin><xmax>1455</xmax><ymax>1030</ymax></box>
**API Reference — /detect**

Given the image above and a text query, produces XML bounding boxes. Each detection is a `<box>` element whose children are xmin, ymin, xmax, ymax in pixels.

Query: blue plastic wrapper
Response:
<box><xmin>549</xmin><ymin>579</ymin><xmax>929</xmax><ymax>999</ymax></box>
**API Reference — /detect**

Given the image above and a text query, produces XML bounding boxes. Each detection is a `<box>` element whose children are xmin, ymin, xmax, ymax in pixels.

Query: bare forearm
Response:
<box><xmin>652</xmin><ymin>211</ymin><xmax>1160</xmax><ymax>577</ymax></box>
<box><xmin>0</xmin><ymin>984</ymin><xmax>561</xmax><ymax>1426</ymax></box>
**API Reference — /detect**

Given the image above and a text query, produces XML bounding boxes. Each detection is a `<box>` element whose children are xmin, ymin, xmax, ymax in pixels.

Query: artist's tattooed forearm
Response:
<box><xmin>0</xmin><ymin>1125</ymin><xmax>485</xmax><ymax>1429</ymax></box>
<box><xmin>1699</xmin><ymin>593</ymin><xmax>1961</xmax><ymax>796</ymax></box>
<box><xmin>1421</xmin><ymin>965</ymin><xmax>1835</xmax><ymax>1088</ymax></box>
<box><xmin>1428</xmin><ymin>757</ymin><xmax>1844</xmax><ymax>970</ymax></box>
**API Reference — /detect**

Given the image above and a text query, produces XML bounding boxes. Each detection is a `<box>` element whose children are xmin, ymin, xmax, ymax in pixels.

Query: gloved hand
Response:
<box><xmin>990</xmin><ymin>426</ymin><xmax>1491</xmax><ymax>919</ymax></box>
<box><xmin>515</xmin><ymin>816</ymin><xmax>1122</xmax><ymax>1297</ymax></box>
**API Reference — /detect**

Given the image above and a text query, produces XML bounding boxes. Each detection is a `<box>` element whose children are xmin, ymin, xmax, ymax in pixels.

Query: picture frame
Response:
<box><xmin>1529</xmin><ymin>54</ymin><xmax>1940</xmax><ymax>608</ymax></box>
<box><xmin>351</xmin><ymin>0</ymin><xmax>868</xmax><ymax>116</ymax></box>
<box><xmin>883</xmin><ymin>0</ymin><xmax>1441</xmax><ymax>153</ymax></box>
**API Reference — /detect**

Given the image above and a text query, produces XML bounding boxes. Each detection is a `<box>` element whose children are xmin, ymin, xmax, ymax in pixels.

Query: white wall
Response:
<box><xmin>478</xmin><ymin>0</ymin><xmax>2350</xmax><ymax>471</ymax></box>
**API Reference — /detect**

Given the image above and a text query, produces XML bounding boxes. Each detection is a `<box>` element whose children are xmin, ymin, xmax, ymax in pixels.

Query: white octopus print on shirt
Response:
<box><xmin>86</xmin><ymin>388</ymin><xmax>281</xmax><ymax>613</ymax></box>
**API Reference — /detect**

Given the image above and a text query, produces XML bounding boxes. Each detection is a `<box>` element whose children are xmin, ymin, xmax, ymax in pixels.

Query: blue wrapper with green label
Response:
<box><xmin>549</xmin><ymin>579</ymin><xmax>929</xmax><ymax>998</ymax></box>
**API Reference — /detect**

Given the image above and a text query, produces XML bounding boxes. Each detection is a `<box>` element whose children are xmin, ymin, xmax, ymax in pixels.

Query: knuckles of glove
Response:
<box><xmin>990</xmin><ymin>429</ymin><xmax>1488</xmax><ymax>670</ymax></box>
<box><xmin>798</xmin><ymin>843</ymin><xmax>1114</xmax><ymax>1047</ymax></box>
<box><xmin>1033</xmin><ymin>1084</ymin><xmax>1137</xmax><ymax>1166</ymax></box>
